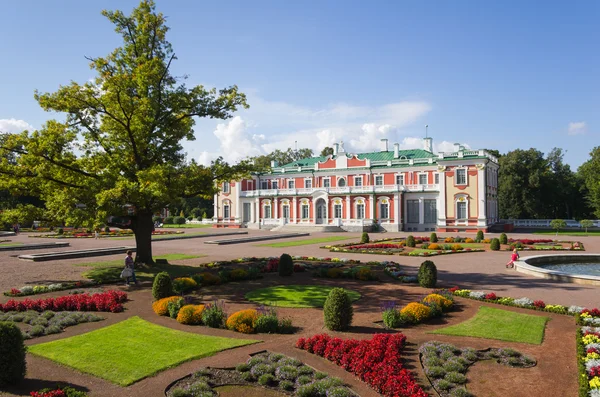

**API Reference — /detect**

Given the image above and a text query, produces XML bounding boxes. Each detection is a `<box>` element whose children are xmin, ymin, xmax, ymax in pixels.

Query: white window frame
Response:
<box><xmin>260</xmin><ymin>180</ymin><xmax>268</xmax><ymax>190</ymax></box>
<box><xmin>455</xmin><ymin>195</ymin><xmax>469</xmax><ymax>223</ymax></box>
<box><xmin>272</xmin><ymin>180</ymin><xmax>278</xmax><ymax>190</ymax></box>
<box><xmin>223</xmin><ymin>202</ymin><xmax>230</xmax><ymax>219</ymax></box>
<box><xmin>418</xmin><ymin>173</ymin><xmax>428</xmax><ymax>185</ymax></box>
<box><xmin>337</xmin><ymin>177</ymin><xmax>346</xmax><ymax>187</ymax></box>
<box><xmin>434</xmin><ymin>173</ymin><xmax>439</xmax><ymax>184</ymax></box>
<box><xmin>287</xmin><ymin>179</ymin><xmax>295</xmax><ymax>189</ymax></box>
<box><xmin>323</xmin><ymin>178</ymin><xmax>331</xmax><ymax>188</ymax></box>
<box><xmin>455</xmin><ymin>168</ymin><xmax>467</xmax><ymax>186</ymax></box>
<box><xmin>304</xmin><ymin>178</ymin><xmax>312</xmax><ymax>189</ymax></box>
<box><xmin>374</xmin><ymin>175</ymin><xmax>384</xmax><ymax>186</ymax></box>
<box><xmin>263</xmin><ymin>202</ymin><xmax>272</xmax><ymax>219</ymax></box>
<box><xmin>334</xmin><ymin>203</ymin><xmax>342</xmax><ymax>219</ymax></box>
<box><xmin>301</xmin><ymin>204</ymin><xmax>309</xmax><ymax>219</ymax></box>
<box><xmin>282</xmin><ymin>203</ymin><xmax>290</xmax><ymax>219</ymax></box>
<box><xmin>395</xmin><ymin>174</ymin><xmax>404</xmax><ymax>186</ymax></box>
<box><xmin>354</xmin><ymin>197</ymin><xmax>366</xmax><ymax>219</ymax></box>
<box><xmin>380</xmin><ymin>202</ymin><xmax>389</xmax><ymax>219</ymax></box>
<box><xmin>222</xmin><ymin>182</ymin><xmax>230</xmax><ymax>193</ymax></box>
<box><xmin>354</xmin><ymin>176</ymin><xmax>363</xmax><ymax>187</ymax></box>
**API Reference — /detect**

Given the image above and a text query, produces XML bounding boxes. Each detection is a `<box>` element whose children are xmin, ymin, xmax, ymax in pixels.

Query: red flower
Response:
<box><xmin>533</xmin><ymin>300</ymin><xmax>545</xmax><ymax>309</ymax></box>
<box><xmin>1</xmin><ymin>290</ymin><xmax>127</xmax><ymax>313</ymax></box>
<box><xmin>484</xmin><ymin>293</ymin><xmax>497</xmax><ymax>300</ymax></box>
<box><xmin>448</xmin><ymin>286</ymin><xmax>460</xmax><ymax>293</ymax></box>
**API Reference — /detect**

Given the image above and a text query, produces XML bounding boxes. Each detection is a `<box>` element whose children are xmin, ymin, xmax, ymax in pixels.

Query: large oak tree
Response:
<box><xmin>0</xmin><ymin>1</ymin><xmax>252</xmax><ymax>263</ymax></box>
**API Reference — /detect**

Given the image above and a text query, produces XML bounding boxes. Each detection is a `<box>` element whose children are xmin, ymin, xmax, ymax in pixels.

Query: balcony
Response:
<box><xmin>239</xmin><ymin>184</ymin><xmax>439</xmax><ymax>197</ymax></box>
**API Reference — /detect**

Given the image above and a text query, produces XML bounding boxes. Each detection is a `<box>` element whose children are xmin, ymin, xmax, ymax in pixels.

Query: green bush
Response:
<box><xmin>168</xmin><ymin>298</ymin><xmax>185</xmax><ymax>319</ymax></box>
<box><xmin>476</xmin><ymin>230</ymin><xmax>484</xmax><ymax>241</ymax></box>
<box><xmin>430</xmin><ymin>232</ymin><xmax>438</xmax><ymax>243</ymax></box>
<box><xmin>202</xmin><ymin>301</ymin><xmax>226</xmax><ymax>328</ymax></box>
<box><xmin>360</xmin><ymin>232</ymin><xmax>370</xmax><ymax>244</ymax></box>
<box><xmin>152</xmin><ymin>216</ymin><xmax>163</xmax><ymax>223</ymax></box>
<box><xmin>152</xmin><ymin>272</ymin><xmax>174</xmax><ymax>300</ymax></box>
<box><xmin>418</xmin><ymin>260</ymin><xmax>437</xmax><ymax>288</ymax></box>
<box><xmin>499</xmin><ymin>233</ymin><xmax>508</xmax><ymax>244</ymax></box>
<box><xmin>323</xmin><ymin>288</ymin><xmax>354</xmax><ymax>331</ymax></box>
<box><xmin>254</xmin><ymin>314</ymin><xmax>279</xmax><ymax>334</ymax></box>
<box><xmin>278</xmin><ymin>253</ymin><xmax>293</xmax><ymax>276</ymax></box>
<box><xmin>163</xmin><ymin>216</ymin><xmax>174</xmax><ymax>224</ymax></box>
<box><xmin>173</xmin><ymin>216</ymin><xmax>186</xmax><ymax>225</ymax></box>
<box><xmin>279</xmin><ymin>380</ymin><xmax>294</xmax><ymax>391</ymax></box>
<box><xmin>406</xmin><ymin>235</ymin><xmax>416</xmax><ymax>247</ymax></box>
<box><xmin>382</xmin><ymin>309</ymin><xmax>403</xmax><ymax>328</ymax></box>
<box><xmin>490</xmin><ymin>238</ymin><xmax>500</xmax><ymax>251</ymax></box>
<box><xmin>57</xmin><ymin>228</ymin><xmax>64</xmax><ymax>235</ymax></box>
<box><xmin>0</xmin><ymin>322</ymin><xmax>26</xmax><ymax>386</ymax></box>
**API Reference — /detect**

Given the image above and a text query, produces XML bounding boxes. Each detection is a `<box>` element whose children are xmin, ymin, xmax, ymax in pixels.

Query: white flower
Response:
<box><xmin>569</xmin><ymin>305</ymin><xmax>584</xmax><ymax>314</ymax></box>
<box><xmin>48</xmin><ymin>284</ymin><xmax>63</xmax><ymax>291</ymax></box>
<box><xmin>582</xmin><ymin>327</ymin><xmax>600</xmax><ymax>334</ymax></box>
<box><xmin>469</xmin><ymin>291</ymin><xmax>486</xmax><ymax>299</ymax></box>
<box><xmin>585</xmin><ymin>359</ymin><xmax>600</xmax><ymax>373</ymax></box>
<box><xmin>513</xmin><ymin>297</ymin><xmax>534</xmax><ymax>306</ymax></box>
<box><xmin>20</xmin><ymin>286</ymin><xmax>33</xmax><ymax>294</ymax></box>
<box><xmin>583</xmin><ymin>317</ymin><xmax>600</xmax><ymax>326</ymax></box>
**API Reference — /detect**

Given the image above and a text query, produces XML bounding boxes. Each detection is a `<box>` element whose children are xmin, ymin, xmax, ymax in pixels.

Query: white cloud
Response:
<box><xmin>0</xmin><ymin>118</ymin><xmax>33</xmax><ymax>133</ymax></box>
<box><xmin>198</xmin><ymin>151</ymin><xmax>220</xmax><ymax>166</ymax></box>
<box><xmin>209</xmin><ymin>116</ymin><xmax>264</xmax><ymax>163</ymax></box>
<box><xmin>568</xmin><ymin>121</ymin><xmax>586</xmax><ymax>135</ymax></box>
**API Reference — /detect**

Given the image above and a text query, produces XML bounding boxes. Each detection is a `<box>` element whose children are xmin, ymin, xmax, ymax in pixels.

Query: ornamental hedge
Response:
<box><xmin>323</xmin><ymin>288</ymin><xmax>353</xmax><ymax>331</ymax></box>
<box><xmin>152</xmin><ymin>272</ymin><xmax>174</xmax><ymax>300</ymax></box>
<box><xmin>0</xmin><ymin>322</ymin><xmax>26</xmax><ymax>386</ymax></box>
<box><xmin>418</xmin><ymin>260</ymin><xmax>437</xmax><ymax>288</ymax></box>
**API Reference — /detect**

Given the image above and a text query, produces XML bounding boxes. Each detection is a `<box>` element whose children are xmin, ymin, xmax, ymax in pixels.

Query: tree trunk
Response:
<box><xmin>131</xmin><ymin>210</ymin><xmax>154</xmax><ymax>264</ymax></box>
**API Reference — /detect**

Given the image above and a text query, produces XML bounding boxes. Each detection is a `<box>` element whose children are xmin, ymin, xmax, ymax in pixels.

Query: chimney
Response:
<box><xmin>270</xmin><ymin>160</ymin><xmax>278</xmax><ymax>167</ymax></box>
<box><xmin>333</xmin><ymin>143</ymin><xmax>339</xmax><ymax>156</ymax></box>
<box><xmin>380</xmin><ymin>138</ymin><xmax>389</xmax><ymax>152</ymax></box>
<box><xmin>393</xmin><ymin>143</ymin><xmax>400</xmax><ymax>158</ymax></box>
<box><xmin>453</xmin><ymin>143</ymin><xmax>461</xmax><ymax>152</ymax></box>
<box><xmin>423</xmin><ymin>137</ymin><xmax>433</xmax><ymax>153</ymax></box>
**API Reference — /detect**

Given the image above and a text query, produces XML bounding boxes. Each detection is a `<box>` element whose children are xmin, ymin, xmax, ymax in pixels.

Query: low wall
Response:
<box><xmin>515</xmin><ymin>254</ymin><xmax>600</xmax><ymax>286</ymax></box>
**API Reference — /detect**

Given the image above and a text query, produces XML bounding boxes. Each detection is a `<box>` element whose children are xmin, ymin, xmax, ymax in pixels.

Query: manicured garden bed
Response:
<box><xmin>429</xmin><ymin>306</ymin><xmax>549</xmax><ymax>344</ymax></box>
<box><xmin>245</xmin><ymin>285</ymin><xmax>361</xmax><ymax>308</ymax></box>
<box><xmin>29</xmin><ymin>316</ymin><xmax>259</xmax><ymax>386</ymax></box>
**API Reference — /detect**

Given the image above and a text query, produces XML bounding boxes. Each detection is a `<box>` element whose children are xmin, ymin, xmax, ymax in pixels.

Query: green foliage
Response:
<box><xmin>430</xmin><ymin>232</ymin><xmax>438</xmax><ymax>243</ymax></box>
<box><xmin>254</xmin><ymin>313</ymin><xmax>279</xmax><ymax>334</ymax></box>
<box><xmin>167</xmin><ymin>298</ymin><xmax>185</xmax><ymax>318</ymax></box>
<box><xmin>152</xmin><ymin>216</ymin><xmax>162</xmax><ymax>223</ymax></box>
<box><xmin>57</xmin><ymin>228</ymin><xmax>64</xmax><ymax>235</ymax></box>
<box><xmin>202</xmin><ymin>211</ymin><xmax>208</xmax><ymax>219</ymax></box>
<box><xmin>550</xmin><ymin>219</ymin><xmax>567</xmax><ymax>235</ymax></box>
<box><xmin>360</xmin><ymin>232</ymin><xmax>370</xmax><ymax>243</ymax></box>
<box><xmin>258</xmin><ymin>373</ymin><xmax>276</xmax><ymax>386</ymax></box>
<box><xmin>382</xmin><ymin>309</ymin><xmax>403</xmax><ymax>329</ymax></box>
<box><xmin>163</xmin><ymin>216</ymin><xmax>174</xmax><ymax>224</ymax></box>
<box><xmin>152</xmin><ymin>272</ymin><xmax>174</xmax><ymax>300</ymax></box>
<box><xmin>323</xmin><ymin>288</ymin><xmax>354</xmax><ymax>331</ymax></box>
<box><xmin>406</xmin><ymin>235</ymin><xmax>416</xmax><ymax>247</ymax></box>
<box><xmin>0</xmin><ymin>322</ymin><xmax>27</xmax><ymax>386</ymax></box>
<box><xmin>580</xmin><ymin>147</ymin><xmax>600</xmax><ymax>218</ymax></box>
<box><xmin>202</xmin><ymin>302</ymin><xmax>226</xmax><ymax>328</ymax></box>
<box><xmin>278</xmin><ymin>253</ymin><xmax>293</xmax><ymax>276</ymax></box>
<box><xmin>580</xmin><ymin>219</ymin><xmax>594</xmax><ymax>233</ymax></box>
<box><xmin>476</xmin><ymin>230</ymin><xmax>484</xmax><ymax>240</ymax></box>
<box><xmin>173</xmin><ymin>216</ymin><xmax>186</xmax><ymax>225</ymax></box>
<box><xmin>250</xmin><ymin>148</ymin><xmax>314</xmax><ymax>171</ymax></box>
<box><xmin>499</xmin><ymin>233</ymin><xmax>508</xmax><ymax>244</ymax></box>
<box><xmin>490</xmin><ymin>238</ymin><xmax>500</xmax><ymax>251</ymax></box>
<box><xmin>418</xmin><ymin>260</ymin><xmax>437</xmax><ymax>288</ymax></box>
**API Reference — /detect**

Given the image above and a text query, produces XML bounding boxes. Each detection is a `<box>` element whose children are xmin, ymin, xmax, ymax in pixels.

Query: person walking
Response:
<box><xmin>122</xmin><ymin>250</ymin><xmax>138</xmax><ymax>286</ymax></box>
<box><xmin>506</xmin><ymin>248</ymin><xmax>519</xmax><ymax>268</ymax></box>
<box><xmin>94</xmin><ymin>229</ymin><xmax>100</xmax><ymax>239</ymax></box>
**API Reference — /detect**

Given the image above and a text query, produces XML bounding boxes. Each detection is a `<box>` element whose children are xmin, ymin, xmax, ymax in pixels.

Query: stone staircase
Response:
<box><xmin>270</xmin><ymin>224</ymin><xmax>346</xmax><ymax>233</ymax></box>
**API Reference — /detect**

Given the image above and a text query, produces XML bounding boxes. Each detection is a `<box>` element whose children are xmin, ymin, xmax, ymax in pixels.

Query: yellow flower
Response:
<box><xmin>589</xmin><ymin>376</ymin><xmax>600</xmax><ymax>389</ymax></box>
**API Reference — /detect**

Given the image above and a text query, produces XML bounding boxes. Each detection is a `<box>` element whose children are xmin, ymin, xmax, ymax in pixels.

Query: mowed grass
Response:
<box><xmin>78</xmin><ymin>253</ymin><xmax>204</xmax><ymax>283</ymax></box>
<box><xmin>0</xmin><ymin>242</ymin><xmax>23</xmax><ymax>247</ymax></box>
<box><xmin>245</xmin><ymin>285</ymin><xmax>361</xmax><ymax>308</ymax></box>
<box><xmin>29</xmin><ymin>317</ymin><xmax>258</xmax><ymax>386</ymax></box>
<box><xmin>535</xmin><ymin>230</ymin><xmax>600</xmax><ymax>236</ymax></box>
<box><xmin>112</xmin><ymin>231</ymin><xmax>207</xmax><ymax>240</ymax></box>
<box><xmin>160</xmin><ymin>224</ymin><xmax>213</xmax><ymax>228</ymax></box>
<box><xmin>430</xmin><ymin>306</ymin><xmax>549</xmax><ymax>345</ymax></box>
<box><xmin>258</xmin><ymin>236</ymin><xmax>355</xmax><ymax>248</ymax></box>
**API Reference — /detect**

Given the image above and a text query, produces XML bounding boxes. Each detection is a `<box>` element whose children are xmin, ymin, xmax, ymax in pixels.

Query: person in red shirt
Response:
<box><xmin>506</xmin><ymin>248</ymin><xmax>519</xmax><ymax>268</ymax></box>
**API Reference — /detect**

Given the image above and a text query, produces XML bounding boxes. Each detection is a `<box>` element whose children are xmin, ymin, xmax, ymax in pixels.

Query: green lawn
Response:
<box><xmin>535</xmin><ymin>230</ymin><xmax>600</xmax><ymax>236</ymax></box>
<box><xmin>429</xmin><ymin>306</ymin><xmax>549</xmax><ymax>344</ymax></box>
<box><xmin>160</xmin><ymin>224</ymin><xmax>212</xmax><ymax>228</ymax></box>
<box><xmin>409</xmin><ymin>249</ymin><xmax>439</xmax><ymax>254</ymax></box>
<box><xmin>258</xmin><ymin>236</ymin><xmax>355</xmax><ymax>248</ymax></box>
<box><xmin>245</xmin><ymin>285</ymin><xmax>361</xmax><ymax>308</ymax></box>
<box><xmin>29</xmin><ymin>317</ymin><xmax>258</xmax><ymax>386</ymax></box>
<box><xmin>0</xmin><ymin>242</ymin><xmax>23</xmax><ymax>247</ymax></box>
<box><xmin>112</xmin><ymin>231</ymin><xmax>207</xmax><ymax>241</ymax></box>
<box><xmin>78</xmin><ymin>253</ymin><xmax>204</xmax><ymax>283</ymax></box>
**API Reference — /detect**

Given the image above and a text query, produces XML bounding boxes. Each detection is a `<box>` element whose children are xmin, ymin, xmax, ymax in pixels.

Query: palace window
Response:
<box><xmin>407</xmin><ymin>200</ymin><xmax>419</xmax><ymax>223</ymax></box>
<box><xmin>261</xmin><ymin>180</ymin><xmax>268</xmax><ymax>189</ymax></box>
<box><xmin>380</xmin><ymin>202</ymin><xmax>389</xmax><ymax>219</ymax></box>
<box><xmin>305</xmin><ymin>179</ymin><xmax>312</xmax><ymax>188</ymax></box>
<box><xmin>396</xmin><ymin>174</ymin><xmax>404</xmax><ymax>185</ymax></box>
<box><xmin>223</xmin><ymin>203</ymin><xmax>230</xmax><ymax>219</ymax></box>
<box><xmin>222</xmin><ymin>182</ymin><xmax>230</xmax><ymax>193</ymax></box>
<box><xmin>338</xmin><ymin>178</ymin><xmax>346</xmax><ymax>187</ymax></box>
<box><xmin>334</xmin><ymin>204</ymin><xmax>342</xmax><ymax>218</ymax></box>
<box><xmin>356</xmin><ymin>203</ymin><xmax>365</xmax><ymax>219</ymax></box>
<box><xmin>323</xmin><ymin>178</ymin><xmax>331</xmax><ymax>188</ymax></box>
<box><xmin>419</xmin><ymin>173</ymin><xmax>427</xmax><ymax>185</ymax></box>
<box><xmin>288</xmin><ymin>179</ymin><xmax>295</xmax><ymax>189</ymax></box>
<box><xmin>457</xmin><ymin>201</ymin><xmax>467</xmax><ymax>220</ymax></box>
<box><xmin>375</xmin><ymin>175</ymin><xmax>383</xmax><ymax>186</ymax></box>
<box><xmin>456</xmin><ymin>169</ymin><xmax>467</xmax><ymax>185</ymax></box>
<box><xmin>272</xmin><ymin>180</ymin><xmax>278</xmax><ymax>189</ymax></box>
<box><xmin>354</xmin><ymin>176</ymin><xmax>363</xmax><ymax>187</ymax></box>
<box><xmin>301</xmin><ymin>204</ymin><xmax>309</xmax><ymax>219</ymax></box>
<box><xmin>424</xmin><ymin>199</ymin><xmax>437</xmax><ymax>223</ymax></box>
<box><xmin>434</xmin><ymin>173</ymin><xmax>439</xmax><ymax>184</ymax></box>
<box><xmin>264</xmin><ymin>203</ymin><xmax>272</xmax><ymax>219</ymax></box>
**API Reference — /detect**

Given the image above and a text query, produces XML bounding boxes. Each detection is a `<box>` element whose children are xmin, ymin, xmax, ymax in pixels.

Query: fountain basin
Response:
<box><xmin>515</xmin><ymin>254</ymin><xmax>600</xmax><ymax>285</ymax></box>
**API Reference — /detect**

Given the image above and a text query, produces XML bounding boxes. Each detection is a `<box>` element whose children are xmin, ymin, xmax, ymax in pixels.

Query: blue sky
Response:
<box><xmin>1</xmin><ymin>0</ymin><xmax>598</xmax><ymax>168</ymax></box>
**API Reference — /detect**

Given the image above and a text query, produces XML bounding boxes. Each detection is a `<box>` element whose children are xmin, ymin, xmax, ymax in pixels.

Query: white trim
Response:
<box><xmin>322</xmin><ymin>177</ymin><xmax>331</xmax><ymax>188</ymax></box>
<box><xmin>455</xmin><ymin>194</ymin><xmax>469</xmax><ymax>224</ymax></box>
<box><xmin>354</xmin><ymin>176</ymin><xmax>363</xmax><ymax>187</ymax></box>
<box><xmin>354</xmin><ymin>196</ymin><xmax>366</xmax><ymax>220</ymax></box>
<box><xmin>455</xmin><ymin>167</ymin><xmax>468</xmax><ymax>186</ymax></box>
<box><xmin>395</xmin><ymin>173</ymin><xmax>404</xmax><ymax>186</ymax></box>
<box><xmin>418</xmin><ymin>172</ymin><xmax>428</xmax><ymax>185</ymax></box>
<box><xmin>304</xmin><ymin>177</ymin><xmax>313</xmax><ymax>189</ymax></box>
<box><xmin>374</xmin><ymin>174</ymin><xmax>384</xmax><ymax>186</ymax></box>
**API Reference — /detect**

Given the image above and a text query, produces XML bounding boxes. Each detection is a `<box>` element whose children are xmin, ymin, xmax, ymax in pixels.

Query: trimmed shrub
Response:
<box><xmin>490</xmin><ymin>238</ymin><xmax>500</xmax><ymax>251</ymax></box>
<box><xmin>430</xmin><ymin>232</ymin><xmax>438</xmax><ymax>243</ymax></box>
<box><xmin>400</xmin><ymin>302</ymin><xmax>431</xmax><ymax>323</ymax></box>
<box><xmin>152</xmin><ymin>215</ymin><xmax>163</xmax><ymax>223</ymax></box>
<box><xmin>476</xmin><ymin>230</ymin><xmax>484</xmax><ymax>241</ymax></box>
<box><xmin>57</xmin><ymin>228</ymin><xmax>64</xmax><ymax>235</ymax></box>
<box><xmin>152</xmin><ymin>296</ymin><xmax>181</xmax><ymax>316</ymax></box>
<box><xmin>226</xmin><ymin>309</ymin><xmax>258</xmax><ymax>333</ymax></box>
<box><xmin>382</xmin><ymin>309</ymin><xmax>403</xmax><ymax>328</ymax></box>
<box><xmin>500</xmin><ymin>233</ymin><xmax>508</xmax><ymax>244</ymax></box>
<box><xmin>172</xmin><ymin>277</ymin><xmax>197</xmax><ymax>294</ymax></box>
<box><xmin>258</xmin><ymin>373</ymin><xmax>276</xmax><ymax>386</ymax></box>
<box><xmin>429</xmin><ymin>243</ymin><xmax>441</xmax><ymax>250</ymax></box>
<box><xmin>152</xmin><ymin>272</ymin><xmax>174</xmax><ymax>300</ymax></box>
<box><xmin>418</xmin><ymin>260</ymin><xmax>437</xmax><ymax>288</ymax></box>
<box><xmin>0</xmin><ymin>322</ymin><xmax>26</xmax><ymax>386</ymax></box>
<box><xmin>423</xmin><ymin>294</ymin><xmax>453</xmax><ymax>311</ymax></box>
<box><xmin>254</xmin><ymin>313</ymin><xmax>280</xmax><ymax>334</ymax></box>
<box><xmin>360</xmin><ymin>232</ymin><xmax>370</xmax><ymax>244</ymax></box>
<box><xmin>168</xmin><ymin>298</ymin><xmax>185</xmax><ymax>319</ymax></box>
<box><xmin>229</xmin><ymin>269</ymin><xmax>248</xmax><ymax>281</ymax></box>
<box><xmin>176</xmin><ymin>304</ymin><xmax>205</xmax><ymax>325</ymax></box>
<box><xmin>163</xmin><ymin>216</ymin><xmax>174</xmax><ymax>224</ymax></box>
<box><xmin>202</xmin><ymin>301</ymin><xmax>226</xmax><ymax>328</ymax></box>
<box><xmin>278</xmin><ymin>253</ymin><xmax>294</xmax><ymax>277</ymax></box>
<box><xmin>406</xmin><ymin>235</ymin><xmax>416</xmax><ymax>247</ymax></box>
<box><xmin>172</xmin><ymin>216</ymin><xmax>186</xmax><ymax>225</ymax></box>
<box><xmin>323</xmin><ymin>288</ymin><xmax>354</xmax><ymax>331</ymax></box>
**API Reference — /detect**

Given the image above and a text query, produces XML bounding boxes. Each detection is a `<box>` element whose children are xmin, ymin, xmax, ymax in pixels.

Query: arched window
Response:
<box><xmin>455</xmin><ymin>195</ymin><xmax>469</xmax><ymax>221</ymax></box>
<box><xmin>355</xmin><ymin>198</ymin><xmax>365</xmax><ymax>219</ymax></box>
<box><xmin>338</xmin><ymin>178</ymin><xmax>346</xmax><ymax>187</ymax></box>
<box><xmin>263</xmin><ymin>201</ymin><xmax>272</xmax><ymax>219</ymax></box>
<box><xmin>379</xmin><ymin>198</ymin><xmax>389</xmax><ymax>220</ymax></box>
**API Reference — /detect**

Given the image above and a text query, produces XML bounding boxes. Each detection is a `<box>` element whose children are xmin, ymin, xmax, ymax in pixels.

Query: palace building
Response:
<box><xmin>213</xmin><ymin>137</ymin><xmax>499</xmax><ymax>232</ymax></box>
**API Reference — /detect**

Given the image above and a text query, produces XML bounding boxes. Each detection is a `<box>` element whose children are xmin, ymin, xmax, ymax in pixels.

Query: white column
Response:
<box><xmin>255</xmin><ymin>198</ymin><xmax>260</xmax><ymax>224</ymax></box>
<box><xmin>325</xmin><ymin>197</ymin><xmax>329</xmax><ymax>224</ymax></box>
<box><xmin>369</xmin><ymin>195</ymin><xmax>375</xmax><ymax>219</ymax></box>
<box><xmin>274</xmin><ymin>197</ymin><xmax>278</xmax><ymax>220</ymax></box>
<box><xmin>213</xmin><ymin>193</ymin><xmax>218</xmax><ymax>221</ymax></box>
<box><xmin>437</xmin><ymin>169</ymin><xmax>446</xmax><ymax>226</ymax></box>
<box><xmin>235</xmin><ymin>182</ymin><xmax>241</xmax><ymax>222</ymax></box>
<box><xmin>394</xmin><ymin>192</ymin><xmax>401</xmax><ymax>226</ymax></box>
<box><xmin>477</xmin><ymin>166</ymin><xmax>486</xmax><ymax>227</ymax></box>
<box><xmin>419</xmin><ymin>198</ymin><xmax>425</xmax><ymax>225</ymax></box>
<box><xmin>292</xmin><ymin>198</ymin><xmax>297</xmax><ymax>224</ymax></box>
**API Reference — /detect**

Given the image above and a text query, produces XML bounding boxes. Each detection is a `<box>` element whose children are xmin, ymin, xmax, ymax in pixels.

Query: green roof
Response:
<box><xmin>280</xmin><ymin>149</ymin><xmax>436</xmax><ymax>168</ymax></box>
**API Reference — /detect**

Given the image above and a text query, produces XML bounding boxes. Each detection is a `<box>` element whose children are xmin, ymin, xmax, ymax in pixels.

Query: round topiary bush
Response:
<box><xmin>152</xmin><ymin>216</ymin><xmax>163</xmax><ymax>223</ymax></box>
<box><xmin>57</xmin><ymin>228</ymin><xmax>64</xmax><ymax>235</ymax></box>
<box><xmin>173</xmin><ymin>216</ymin><xmax>186</xmax><ymax>225</ymax></box>
<box><xmin>152</xmin><ymin>272</ymin><xmax>174</xmax><ymax>300</ymax></box>
<box><xmin>430</xmin><ymin>232</ymin><xmax>438</xmax><ymax>243</ymax></box>
<box><xmin>500</xmin><ymin>233</ymin><xmax>508</xmax><ymax>245</ymax></box>
<box><xmin>323</xmin><ymin>288</ymin><xmax>354</xmax><ymax>331</ymax></box>
<box><xmin>418</xmin><ymin>260</ymin><xmax>437</xmax><ymax>288</ymax></box>
<box><xmin>406</xmin><ymin>235</ymin><xmax>416</xmax><ymax>247</ymax></box>
<box><xmin>476</xmin><ymin>230</ymin><xmax>484</xmax><ymax>241</ymax></box>
<box><xmin>490</xmin><ymin>238</ymin><xmax>500</xmax><ymax>251</ymax></box>
<box><xmin>0</xmin><ymin>322</ymin><xmax>26</xmax><ymax>386</ymax></box>
<box><xmin>360</xmin><ymin>232</ymin><xmax>370</xmax><ymax>244</ymax></box>
<box><xmin>279</xmin><ymin>253</ymin><xmax>294</xmax><ymax>277</ymax></box>
<box><xmin>163</xmin><ymin>216</ymin><xmax>174</xmax><ymax>224</ymax></box>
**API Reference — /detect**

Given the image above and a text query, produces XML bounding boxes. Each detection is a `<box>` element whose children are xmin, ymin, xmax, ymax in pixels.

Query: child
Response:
<box><xmin>506</xmin><ymin>248</ymin><xmax>519</xmax><ymax>268</ymax></box>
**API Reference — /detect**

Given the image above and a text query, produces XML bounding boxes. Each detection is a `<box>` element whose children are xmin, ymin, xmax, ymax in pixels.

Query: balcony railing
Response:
<box><xmin>239</xmin><ymin>184</ymin><xmax>439</xmax><ymax>197</ymax></box>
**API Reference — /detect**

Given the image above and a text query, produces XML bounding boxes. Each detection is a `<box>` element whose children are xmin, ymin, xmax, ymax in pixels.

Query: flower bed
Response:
<box><xmin>166</xmin><ymin>352</ymin><xmax>356</xmax><ymax>397</ymax></box>
<box><xmin>313</xmin><ymin>265</ymin><xmax>378</xmax><ymax>281</ymax></box>
<box><xmin>577</xmin><ymin>326</ymin><xmax>600</xmax><ymax>397</ymax></box>
<box><xmin>4</xmin><ymin>280</ymin><xmax>98</xmax><ymax>297</ymax></box>
<box><xmin>30</xmin><ymin>386</ymin><xmax>88</xmax><ymax>397</ymax></box>
<box><xmin>0</xmin><ymin>310</ymin><xmax>103</xmax><ymax>339</ymax></box>
<box><xmin>381</xmin><ymin>292</ymin><xmax>454</xmax><ymax>328</ymax></box>
<box><xmin>419</xmin><ymin>341</ymin><xmax>535</xmax><ymax>396</ymax></box>
<box><xmin>0</xmin><ymin>290</ymin><xmax>127</xmax><ymax>313</ymax></box>
<box><xmin>383</xmin><ymin>262</ymin><xmax>418</xmax><ymax>283</ymax></box>
<box><xmin>296</xmin><ymin>333</ymin><xmax>427</xmax><ymax>397</ymax></box>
